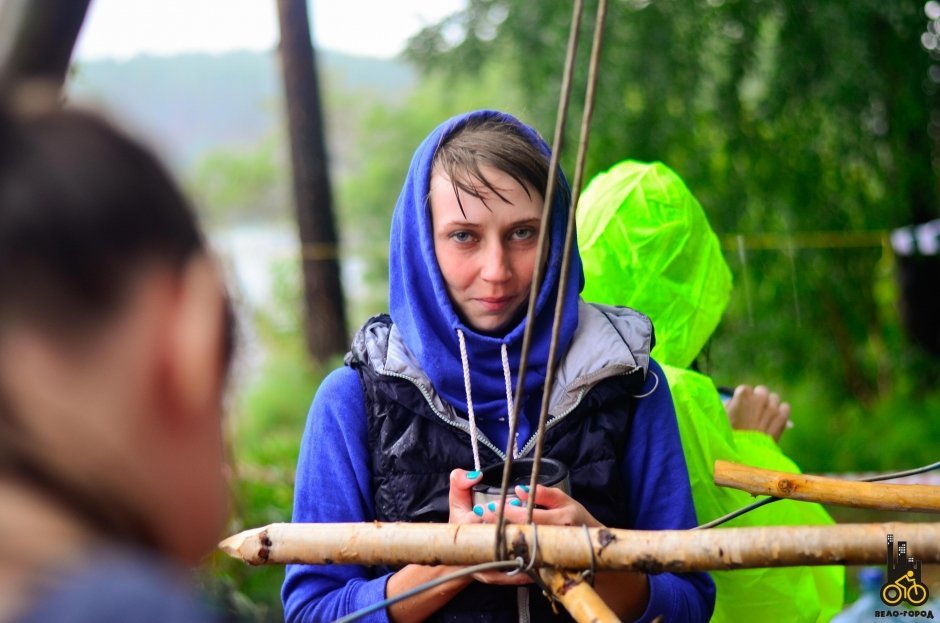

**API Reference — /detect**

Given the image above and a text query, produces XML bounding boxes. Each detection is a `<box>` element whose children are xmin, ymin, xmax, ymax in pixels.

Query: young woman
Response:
<box><xmin>282</xmin><ymin>110</ymin><xmax>715</xmax><ymax>623</ymax></box>
<box><xmin>0</xmin><ymin>94</ymin><xmax>233</xmax><ymax>622</ymax></box>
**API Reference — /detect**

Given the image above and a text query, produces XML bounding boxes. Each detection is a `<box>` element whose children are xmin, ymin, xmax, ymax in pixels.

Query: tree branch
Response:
<box><xmin>713</xmin><ymin>460</ymin><xmax>940</xmax><ymax>513</ymax></box>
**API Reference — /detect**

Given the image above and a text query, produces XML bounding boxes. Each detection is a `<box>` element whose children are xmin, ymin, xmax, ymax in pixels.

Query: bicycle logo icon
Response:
<box><xmin>882</xmin><ymin>569</ymin><xmax>930</xmax><ymax>606</ymax></box>
<box><xmin>882</xmin><ymin>534</ymin><xmax>930</xmax><ymax>607</ymax></box>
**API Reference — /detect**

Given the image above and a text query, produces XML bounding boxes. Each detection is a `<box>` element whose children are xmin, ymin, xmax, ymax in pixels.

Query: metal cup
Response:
<box><xmin>471</xmin><ymin>457</ymin><xmax>570</xmax><ymax>508</ymax></box>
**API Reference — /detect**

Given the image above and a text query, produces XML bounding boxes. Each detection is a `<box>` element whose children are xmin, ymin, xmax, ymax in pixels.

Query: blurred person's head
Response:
<box><xmin>577</xmin><ymin>160</ymin><xmax>732</xmax><ymax>369</ymax></box>
<box><xmin>0</xmin><ymin>86</ymin><xmax>234</xmax><ymax>572</ymax></box>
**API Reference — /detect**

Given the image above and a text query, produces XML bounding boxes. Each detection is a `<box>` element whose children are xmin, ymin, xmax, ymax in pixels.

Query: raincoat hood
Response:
<box><xmin>389</xmin><ymin>110</ymin><xmax>583</xmax><ymax>431</ymax></box>
<box><xmin>577</xmin><ymin>160</ymin><xmax>731</xmax><ymax>369</ymax></box>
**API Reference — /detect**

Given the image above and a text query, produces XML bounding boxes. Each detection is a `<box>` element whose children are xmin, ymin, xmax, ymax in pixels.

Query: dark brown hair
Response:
<box><xmin>432</xmin><ymin>116</ymin><xmax>566</xmax><ymax>215</ymax></box>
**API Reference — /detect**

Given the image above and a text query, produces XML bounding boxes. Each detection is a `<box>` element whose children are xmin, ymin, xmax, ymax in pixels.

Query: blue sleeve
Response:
<box><xmin>281</xmin><ymin>367</ymin><xmax>393</xmax><ymax>623</ymax></box>
<box><xmin>622</xmin><ymin>359</ymin><xmax>716</xmax><ymax>623</ymax></box>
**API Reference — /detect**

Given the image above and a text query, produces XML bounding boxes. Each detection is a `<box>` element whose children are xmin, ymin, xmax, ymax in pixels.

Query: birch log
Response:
<box><xmin>713</xmin><ymin>460</ymin><xmax>940</xmax><ymax>512</ymax></box>
<box><xmin>538</xmin><ymin>568</ymin><xmax>620</xmax><ymax>623</ymax></box>
<box><xmin>219</xmin><ymin>521</ymin><xmax>940</xmax><ymax>571</ymax></box>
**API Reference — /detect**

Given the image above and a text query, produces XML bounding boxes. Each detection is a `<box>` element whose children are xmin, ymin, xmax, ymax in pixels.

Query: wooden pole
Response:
<box><xmin>220</xmin><ymin>521</ymin><xmax>940</xmax><ymax>571</ymax></box>
<box><xmin>538</xmin><ymin>568</ymin><xmax>620</xmax><ymax>623</ymax></box>
<box><xmin>713</xmin><ymin>460</ymin><xmax>940</xmax><ymax>512</ymax></box>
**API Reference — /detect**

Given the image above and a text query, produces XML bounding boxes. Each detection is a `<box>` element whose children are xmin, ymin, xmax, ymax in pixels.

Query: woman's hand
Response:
<box><xmin>470</xmin><ymin>480</ymin><xmax>601</xmax><ymax>585</ymax></box>
<box><xmin>476</xmin><ymin>483</ymin><xmax>602</xmax><ymax>528</ymax></box>
<box><xmin>447</xmin><ymin>468</ymin><xmax>484</xmax><ymax>524</ymax></box>
<box><xmin>474</xmin><ymin>482</ymin><xmax>649</xmax><ymax>618</ymax></box>
<box><xmin>447</xmin><ymin>469</ymin><xmax>532</xmax><ymax>585</ymax></box>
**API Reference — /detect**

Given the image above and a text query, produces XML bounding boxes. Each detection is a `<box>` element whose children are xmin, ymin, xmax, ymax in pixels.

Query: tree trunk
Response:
<box><xmin>275</xmin><ymin>0</ymin><xmax>348</xmax><ymax>361</ymax></box>
<box><xmin>0</xmin><ymin>0</ymin><xmax>91</xmax><ymax>91</ymax></box>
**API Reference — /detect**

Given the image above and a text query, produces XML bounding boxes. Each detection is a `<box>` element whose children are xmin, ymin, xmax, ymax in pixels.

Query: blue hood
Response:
<box><xmin>389</xmin><ymin>110</ymin><xmax>583</xmax><ymax>443</ymax></box>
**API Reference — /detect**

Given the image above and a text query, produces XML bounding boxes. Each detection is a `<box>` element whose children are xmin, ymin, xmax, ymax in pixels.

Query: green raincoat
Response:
<box><xmin>577</xmin><ymin>160</ymin><xmax>844</xmax><ymax>623</ymax></box>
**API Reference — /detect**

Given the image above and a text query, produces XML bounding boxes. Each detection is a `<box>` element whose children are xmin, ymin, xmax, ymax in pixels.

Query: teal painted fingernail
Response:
<box><xmin>466</xmin><ymin>470</ymin><xmax>481</xmax><ymax>479</ymax></box>
<box><xmin>473</xmin><ymin>505</ymin><xmax>484</xmax><ymax>516</ymax></box>
<box><xmin>519</xmin><ymin>485</ymin><xmax>530</xmax><ymax>493</ymax></box>
<box><xmin>487</xmin><ymin>502</ymin><xmax>497</xmax><ymax>512</ymax></box>
<box><xmin>510</xmin><ymin>498</ymin><xmax>522</xmax><ymax>506</ymax></box>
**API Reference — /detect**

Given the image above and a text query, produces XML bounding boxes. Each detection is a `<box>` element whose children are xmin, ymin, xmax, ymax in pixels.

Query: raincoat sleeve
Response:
<box><xmin>620</xmin><ymin>359</ymin><xmax>716</xmax><ymax>623</ymax></box>
<box><xmin>281</xmin><ymin>367</ymin><xmax>393</xmax><ymax>623</ymax></box>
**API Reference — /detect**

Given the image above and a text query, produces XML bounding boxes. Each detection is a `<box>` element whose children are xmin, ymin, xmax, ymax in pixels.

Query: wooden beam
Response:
<box><xmin>220</xmin><ymin>521</ymin><xmax>940</xmax><ymax>571</ymax></box>
<box><xmin>713</xmin><ymin>460</ymin><xmax>940</xmax><ymax>512</ymax></box>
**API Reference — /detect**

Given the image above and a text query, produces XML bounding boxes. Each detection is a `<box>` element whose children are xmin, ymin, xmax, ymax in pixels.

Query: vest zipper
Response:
<box><xmin>380</xmin><ymin>369</ymin><xmax>508</xmax><ymax>460</ymax></box>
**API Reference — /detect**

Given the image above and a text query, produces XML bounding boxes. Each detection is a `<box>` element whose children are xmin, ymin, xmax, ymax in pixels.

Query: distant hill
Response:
<box><xmin>67</xmin><ymin>49</ymin><xmax>416</xmax><ymax>172</ymax></box>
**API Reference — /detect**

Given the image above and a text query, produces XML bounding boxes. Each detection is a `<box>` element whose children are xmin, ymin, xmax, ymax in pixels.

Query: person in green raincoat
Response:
<box><xmin>577</xmin><ymin>160</ymin><xmax>844</xmax><ymax>623</ymax></box>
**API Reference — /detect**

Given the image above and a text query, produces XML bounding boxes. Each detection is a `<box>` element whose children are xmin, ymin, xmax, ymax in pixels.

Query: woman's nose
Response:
<box><xmin>480</xmin><ymin>243</ymin><xmax>512</xmax><ymax>282</ymax></box>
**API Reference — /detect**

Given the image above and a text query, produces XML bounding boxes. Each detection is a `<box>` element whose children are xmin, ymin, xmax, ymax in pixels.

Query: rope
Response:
<box><xmin>499</xmin><ymin>343</ymin><xmax>518</xmax><ymax>458</ymax></box>
<box><xmin>329</xmin><ymin>229</ymin><xmax>892</xmax><ymax>265</ymax></box>
<box><xmin>492</xmin><ymin>0</ymin><xmax>587</xmax><ymax>561</ymax></box>
<box><xmin>334</xmin><ymin>559</ymin><xmax>525</xmax><ymax>623</ymax></box>
<box><xmin>720</xmin><ymin>230</ymin><xmax>888</xmax><ymax>252</ymax></box>
<box><xmin>524</xmin><ymin>0</ymin><xmax>609</xmax><ymax>527</ymax></box>
<box><xmin>457</xmin><ymin>329</ymin><xmax>482</xmax><ymax>472</ymax></box>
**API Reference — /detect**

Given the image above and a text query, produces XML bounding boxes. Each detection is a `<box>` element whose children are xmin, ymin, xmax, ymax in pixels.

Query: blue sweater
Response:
<box><xmin>282</xmin><ymin>358</ymin><xmax>714</xmax><ymax>623</ymax></box>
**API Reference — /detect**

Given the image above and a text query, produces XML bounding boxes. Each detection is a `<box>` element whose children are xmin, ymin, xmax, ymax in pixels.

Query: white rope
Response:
<box><xmin>457</xmin><ymin>329</ymin><xmax>482</xmax><ymax>471</ymax></box>
<box><xmin>499</xmin><ymin>343</ymin><xmax>518</xmax><ymax>458</ymax></box>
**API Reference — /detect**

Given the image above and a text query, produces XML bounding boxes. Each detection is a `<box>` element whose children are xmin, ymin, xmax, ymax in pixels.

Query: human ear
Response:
<box><xmin>161</xmin><ymin>254</ymin><xmax>227</xmax><ymax>429</ymax></box>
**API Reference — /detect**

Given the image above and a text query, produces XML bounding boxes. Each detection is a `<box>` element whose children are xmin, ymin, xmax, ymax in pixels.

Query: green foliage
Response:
<box><xmin>777</xmin><ymin>375</ymin><xmax>940</xmax><ymax>474</ymax></box>
<box><xmin>405</xmin><ymin>1</ymin><xmax>940</xmax><ymax>470</ymax></box>
<box><xmin>188</xmin><ymin>136</ymin><xmax>290</xmax><ymax>226</ymax></box>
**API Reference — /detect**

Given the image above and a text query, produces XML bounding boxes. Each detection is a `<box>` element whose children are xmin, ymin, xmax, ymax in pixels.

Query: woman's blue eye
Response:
<box><xmin>512</xmin><ymin>228</ymin><xmax>535</xmax><ymax>240</ymax></box>
<box><xmin>451</xmin><ymin>231</ymin><xmax>472</xmax><ymax>243</ymax></box>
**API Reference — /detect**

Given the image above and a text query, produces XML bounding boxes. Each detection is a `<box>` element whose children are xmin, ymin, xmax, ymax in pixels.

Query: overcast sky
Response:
<box><xmin>73</xmin><ymin>0</ymin><xmax>464</xmax><ymax>61</ymax></box>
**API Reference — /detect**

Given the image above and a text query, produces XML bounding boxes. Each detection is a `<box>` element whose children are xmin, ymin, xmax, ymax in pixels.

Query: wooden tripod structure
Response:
<box><xmin>221</xmin><ymin>462</ymin><xmax>940</xmax><ymax>622</ymax></box>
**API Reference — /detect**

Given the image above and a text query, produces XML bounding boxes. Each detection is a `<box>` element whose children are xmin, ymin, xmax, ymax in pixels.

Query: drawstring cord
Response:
<box><xmin>499</xmin><ymin>343</ymin><xmax>518</xmax><ymax>458</ymax></box>
<box><xmin>457</xmin><ymin>329</ymin><xmax>482</xmax><ymax>472</ymax></box>
<box><xmin>457</xmin><ymin>330</ymin><xmax>520</xmax><ymax>471</ymax></box>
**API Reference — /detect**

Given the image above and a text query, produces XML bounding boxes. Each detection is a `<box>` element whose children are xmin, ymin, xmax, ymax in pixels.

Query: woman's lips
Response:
<box><xmin>477</xmin><ymin>296</ymin><xmax>515</xmax><ymax>312</ymax></box>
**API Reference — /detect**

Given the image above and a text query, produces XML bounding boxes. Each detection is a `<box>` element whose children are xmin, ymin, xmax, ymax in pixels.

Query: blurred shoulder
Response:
<box><xmin>17</xmin><ymin>547</ymin><xmax>226</xmax><ymax>623</ymax></box>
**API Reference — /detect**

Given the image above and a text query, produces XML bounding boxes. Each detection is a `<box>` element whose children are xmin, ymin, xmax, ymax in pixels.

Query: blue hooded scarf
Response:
<box><xmin>389</xmin><ymin>110</ymin><xmax>584</xmax><ymax>447</ymax></box>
